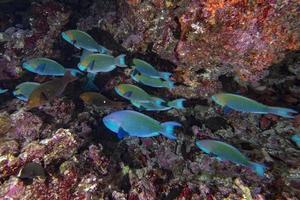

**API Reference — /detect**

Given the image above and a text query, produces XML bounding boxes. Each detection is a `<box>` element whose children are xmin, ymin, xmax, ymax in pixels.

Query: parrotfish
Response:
<box><xmin>291</xmin><ymin>134</ymin><xmax>300</xmax><ymax>149</ymax></box>
<box><xmin>61</xmin><ymin>30</ymin><xmax>110</xmax><ymax>54</ymax></box>
<box><xmin>13</xmin><ymin>82</ymin><xmax>40</xmax><ymax>101</ymax></box>
<box><xmin>80</xmin><ymin>92</ymin><xmax>126</xmax><ymax>108</ymax></box>
<box><xmin>115</xmin><ymin>84</ymin><xmax>185</xmax><ymax>110</ymax></box>
<box><xmin>212</xmin><ymin>93</ymin><xmax>298</xmax><ymax>118</ymax></box>
<box><xmin>78</xmin><ymin>53</ymin><xmax>127</xmax><ymax>73</ymax></box>
<box><xmin>130</xmin><ymin>99</ymin><xmax>185</xmax><ymax>111</ymax></box>
<box><xmin>196</xmin><ymin>140</ymin><xmax>266</xmax><ymax>176</ymax></box>
<box><xmin>131</xmin><ymin>70</ymin><xmax>175</xmax><ymax>89</ymax></box>
<box><xmin>0</xmin><ymin>88</ymin><xmax>8</xmax><ymax>94</ymax></box>
<box><xmin>103</xmin><ymin>110</ymin><xmax>181</xmax><ymax>140</ymax></box>
<box><xmin>132</xmin><ymin>58</ymin><xmax>172</xmax><ymax>80</ymax></box>
<box><xmin>22</xmin><ymin>58</ymin><xmax>66</xmax><ymax>76</ymax></box>
<box><xmin>27</xmin><ymin>71</ymin><xmax>77</xmax><ymax>108</ymax></box>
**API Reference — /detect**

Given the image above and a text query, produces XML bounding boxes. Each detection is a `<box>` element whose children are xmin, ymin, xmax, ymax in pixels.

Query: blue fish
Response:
<box><xmin>0</xmin><ymin>88</ymin><xmax>8</xmax><ymax>94</ymax></box>
<box><xmin>291</xmin><ymin>134</ymin><xmax>300</xmax><ymax>149</ymax></box>
<box><xmin>131</xmin><ymin>70</ymin><xmax>175</xmax><ymax>89</ymax></box>
<box><xmin>196</xmin><ymin>140</ymin><xmax>266</xmax><ymax>176</ymax></box>
<box><xmin>115</xmin><ymin>84</ymin><xmax>185</xmax><ymax>110</ymax></box>
<box><xmin>212</xmin><ymin>93</ymin><xmax>298</xmax><ymax>118</ymax></box>
<box><xmin>103</xmin><ymin>110</ymin><xmax>181</xmax><ymax>140</ymax></box>
<box><xmin>22</xmin><ymin>58</ymin><xmax>66</xmax><ymax>76</ymax></box>
<box><xmin>78</xmin><ymin>53</ymin><xmax>127</xmax><ymax>73</ymax></box>
<box><xmin>62</xmin><ymin>30</ymin><xmax>111</xmax><ymax>54</ymax></box>
<box><xmin>133</xmin><ymin>58</ymin><xmax>172</xmax><ymax>80</ymax></box>
<box><xmin>13</xmin><ymin>82</ymin><xmax>40</xmax><ymax>101</ymax></box>
<box><xmin>131</xmin><ymin>98</ymin><xmax>185</xmax><ymax>111</ymax></box>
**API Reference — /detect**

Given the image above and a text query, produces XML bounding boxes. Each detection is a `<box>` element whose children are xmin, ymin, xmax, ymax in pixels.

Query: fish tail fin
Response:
<box><xmin>115</xmin><ymin>54</ymin><xmax>127</xmax><ymax>68</ymax></box>
<box><xmin>82</xmin><ymin>73</ymin><xmax>99</xmax><ymax>91</ymax></box>
<box><xmin>160</xmin><ymin>121</ymin><xmax>182</xmax><ymax>140</ymax></box>
<box><xmin>165</xmin><ymin>80</ymin><xmax>175</xmax><ymax>89</ymax></box>
<box><xmin>249</xmin><ymin>162</ymin><xmax>266</xmax><ymax>177</ymax></box>
<box><xmin>267</xmin><ymin>106</ymin><xmax>298</xmax><ymax>118</ymax></box>
<box><xmin>167</xmin><ymin>98</ymin><xmax>186</xmax><ymax>109</ymax></box>
<box><xmin>159</xmin><ymin>72</ymin><xmax>172</xmax><ymax>80</ymax></box>
<box><xmin>63</xmin><ymin>70</ymin><xmax>78</xmax><ymax>83</ymax></box>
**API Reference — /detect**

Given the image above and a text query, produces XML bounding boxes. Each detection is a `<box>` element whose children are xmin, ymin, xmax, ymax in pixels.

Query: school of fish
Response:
<box><xmin>1</xmin><ymin>29</ymin><xmax>298</xmax><ymax>177</ymax></box>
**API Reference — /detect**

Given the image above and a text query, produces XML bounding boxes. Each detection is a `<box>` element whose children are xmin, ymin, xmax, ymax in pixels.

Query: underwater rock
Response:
<box><xmin>9</xmin><ymin>110</ymin><xmax>43</xmax><ymax>144</ymax></box>
<box><xmin>40</xmin><ymin>128</ymin><xmax>78</xmax><ymax>165</ymax></box>
<box><xmin>87</xmin><ymin>144</ymin><xmax>110</xmax><ymax>175</ymax></box>
<box><xmin>0</xmin><ymin>177</ymin><xmax>25</xmax><ymax>199</ymax></box>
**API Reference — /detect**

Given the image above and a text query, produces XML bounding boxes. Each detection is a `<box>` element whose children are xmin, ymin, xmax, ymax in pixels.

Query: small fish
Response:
<box><xmin>196</xmin><ymin>140</ymin><xmax>266</xmax><ymax>176</ymax></box>
<box><xmin>80</xmin><ymin>92</ymin><xmax>126</xmax><ymax>108</ymax></box>
<box><xmin>27</xmin><ymin>71</ymin><xmax>77</xmax><ymax>108</ymax></box>
<box><xmin>103</xmin><ymin>110</ymin><xmax>181</xmax><ymax>140</ymax></box>
<box><xmin>13</xmin><ymin>82</ymin><xmax>40</xmax><ymax>101</ymax></box>
<box><xmin>291</xmin><ymin>134</ymin><xmax>300</xmax><ymax>149</ymax></box>
<box><xmin>133</xmin><ymin>58</ymin><xmax>172</xmax><ymax>80</ymax></box>
<box><xmin>115</xmin><ymin>84</ymin><xmax>185</xmax><ymax>111</ymax></box>
<box><xmin>78</xmin><ymin>53</ymin><xmax>127</xmax><ymax>73</ymax></box>
<box><xmin>131</xmin><ymin>99</ymin><xmax>185</xmax><ymax>111</ymax></box>
<box><xmin>131</xmin><ymin>70</ymin><xmax>175</xmax><ymax>89</ymax></box>
<box><xmin>115</xmin><ymin>84</ymin><xmax>154</xmax><ymax>103</ymax></box>
<box><xmin>0</xmin><ymin>88</ymin><xmax>8</xmax><ymax>94</ymax></box>
<box><xmin>61</xmin><ymin>30</ymin><xmax>110</xmax><ymax>54</ymax></box>
<box><xmin>212</xmin><ymin>93</ymin><xmax>298</xmax><ymax>118</ymax></box>
<box><xmin>18</xmin><ymin>162</ymin><xmax>46</xmax><ymax>180</ymax></box>
<box><xmin>22</xmin><ymin>58</ymin><xmax>66</xmax><ymax>76</ymax></box>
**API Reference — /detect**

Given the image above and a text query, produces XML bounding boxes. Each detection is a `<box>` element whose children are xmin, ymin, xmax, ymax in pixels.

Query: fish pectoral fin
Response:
<box><xmin>87</xmin><ymin>60</ymin><xmax>95</xmax><ymax>71</ymax></box>
<box><xmin>40</xmin><ymin>92</ymin><xmax>49</xmax><ymax>101</ymax></box>
<box><xmin>223</xmin><ymin>106</ymin><xmax>233</xmax><ymax>114</ymax></box>
<box><xmin>124</xmin><ymin>91</ymin><xmax>133</xmax><ymax>98</ymax></box>
<box><xmin>36</xmin><ymin>63</ymin><xmax>46</xmax><ymax>74</ymax></box>
<box><xmin>117</xmin><ymin>127</ymin><xmax>129</xmax><ymax>139</ymax></box>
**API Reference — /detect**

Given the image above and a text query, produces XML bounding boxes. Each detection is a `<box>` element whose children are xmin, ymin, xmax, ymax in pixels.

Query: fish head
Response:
<box><xmin>195</xmin><ymin>140</ymin><xmax>212</xmax><ymax>154</ymax></box>
<box><xmin>62</xmin><ymin>31</ymin><xmax>76</xmax><ymax>45</ymax></box>
<box><xmin>102</xmin><ymin>115</ymin><xmax>121</xmax><ymax>133</ymax></box>
<box><xmin>22</xmin><ymin>59</ymin><xmax>37</xmax><ymax>73</ymax></box>
<box><xmin>211</xmin><ymin>93</ymin><xmax>226</xmax><ymax>106</ymax></box>
<box><xmin>114</xmin><ymin>84</ymin><xmax>128</xmax><ymax>97</ymax></box>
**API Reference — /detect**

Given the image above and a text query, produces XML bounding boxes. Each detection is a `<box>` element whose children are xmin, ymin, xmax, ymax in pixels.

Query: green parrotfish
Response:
<box><xmin>13</xmin><ymin>82</ymin><xmax>40</xmax><ymax>101</ymax></box>
<box><xmin>78</xmin><ymin>53</ymin><xmax>127</xmax><ymax>73</ymax></box>
<box><xmin>212</xmin><ymin>93</ymin><xmax>298</xmax><ymax>118</ymax></box>
<box><xmin>61</xmin><ymin>30</ymin><xmax>111</xmax><ymax>54</ymax></box>
<box><xmin>196</xmin><ymin>140</ymin><xmax>266</xmax><ymax>176</ymax></box>
<box><xmin>131</xmin><ymin>70</ymin><xmax>175</xmax><ymax>89</ymax></box>
<box><xmin>132</xmin><ymin>58</ymin><xmax>172</xmax><ymax>80</ymax></box>
<box><xmin>115</xmin><ymin>84</ymin><xmax>185</xmax><ymax>111</ymax></box>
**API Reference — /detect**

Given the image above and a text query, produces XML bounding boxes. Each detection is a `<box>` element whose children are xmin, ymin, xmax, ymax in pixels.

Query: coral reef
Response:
<box><xmin>0</xmin><ymin>0</ymin><xmax>299</xmax><ymax>199</ymax></box>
